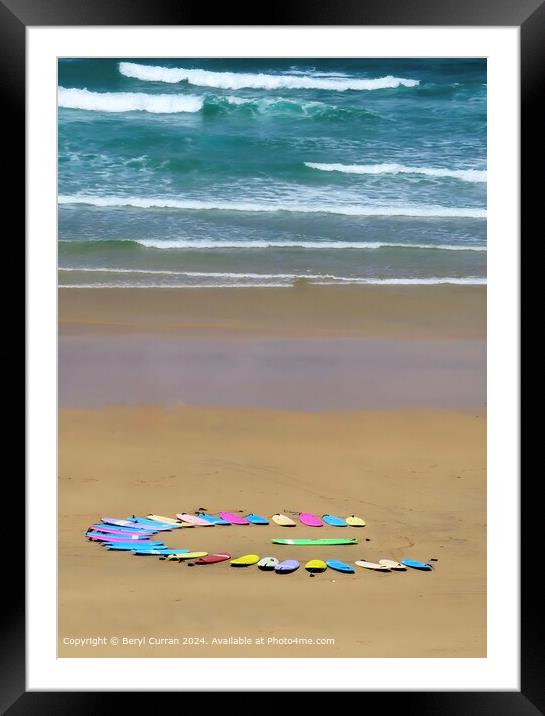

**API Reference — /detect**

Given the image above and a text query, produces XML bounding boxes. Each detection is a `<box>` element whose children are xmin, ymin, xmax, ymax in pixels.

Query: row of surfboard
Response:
<box><xmin>168</xmin><ymin>554</ymin><xmax>433</xmax><ymax>573</ymax></box>
<box><xmin>91</xmin><ymin>513</ymin><xmax>366</xmax><ymax>529</ymax></box>
<box><xmin>88</xmin><ymin>539</ymin><xmax>432</xmax><ymax>572</ymax></box>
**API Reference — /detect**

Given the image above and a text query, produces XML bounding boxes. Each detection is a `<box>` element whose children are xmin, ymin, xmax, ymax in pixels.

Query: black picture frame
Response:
<box><xmin>11</xmin><ymin>0</ymin><xmax>533</xmax><ymax>710</ymax></box>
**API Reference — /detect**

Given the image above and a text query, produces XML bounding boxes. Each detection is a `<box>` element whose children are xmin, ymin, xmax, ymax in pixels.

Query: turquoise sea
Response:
<box><xmin>58</xmin><ymin>58</ymin><xmax>486</xmax><ymax>287</ymax></box>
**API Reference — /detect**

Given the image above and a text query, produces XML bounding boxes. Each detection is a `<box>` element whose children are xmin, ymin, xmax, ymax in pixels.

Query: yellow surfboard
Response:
<box><xmin>305</xmin><ymin>559</ymin><xmax>327</xmax><ymax>573</ymax></box>
<box><xmin>346</xmin><ymin>515</ymin><xmax>366</xmax><ymax>527</ymax></box>
<box><xmin>166</xmin><ymin>552</ymin><xmax>208</xmax><ymax>561</ymax></box>
<box><xmin>147</xmin><ymin>514</ymin><xmax>179</xmax><ymax>525</ymax></box>
<box><xmin>230</xmin><ymin>554</ymin><xmax>260</xmax><ymax>566</ymax></box>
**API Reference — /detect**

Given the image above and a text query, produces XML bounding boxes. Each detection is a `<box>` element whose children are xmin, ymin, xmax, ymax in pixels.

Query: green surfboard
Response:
<box><xmin>271</xmin><ymin>538</ymin><xmax>357</xmax><ymax>546</ymax></box>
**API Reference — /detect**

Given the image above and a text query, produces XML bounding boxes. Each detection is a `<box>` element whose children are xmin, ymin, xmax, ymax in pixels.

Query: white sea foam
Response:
<box><xmin>119</xmin><ymin>62</ymin><xmax>419</xmax><ymax>91</ymax></box>
<box><xmin>59</xmin><ymin>267</ymin><xmax>323</xmax><ymax>278</ymax></box>
<box><xmin>59</xmin><ymin>268</ymin><xmax>487</xmax><ymax>286</ymax></box>
<box><xmin>58</xmin><ymin>195</ymin><xmax>486</xmax><ymax>219</ymax></box>
<box><xmin>130</xmin><ymin>239</ymin><xmax>485</xmax><ymax>251</ymax></box>
<box><xmin>58</xmin><ymin>87</ymin><xmax>203</xmax><ymax>113</ymax></box>
<box><xmin>315</xmin><ymin>277</ymin><xmax>487</xmax><ymax>285</ymax></box>
<box><xmin>224</xmin><ymin>95</ymin><xmax>327</xmax><ymax>114</ymax></box>
<box><xmin>305</xmin><ymin>162</ymin><xmax>487</xmax><ymax>183</ymax></box>
<box><xmin>59</xmin><ymin>283</ymin><xmax>289</xmax><ymax>288</ymax></box>
<box><xmin>60</xmin><ymin>276</ymin><xmax>487</xmax><ymax>288</ymax></box>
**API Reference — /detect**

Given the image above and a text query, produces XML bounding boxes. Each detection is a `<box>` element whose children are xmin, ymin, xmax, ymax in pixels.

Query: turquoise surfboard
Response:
<box><xmin>401</xmin><ymin>559</ymin><xmax>433</xmax><ymax>571</ymax></box>
<box><xmin>322</xmin><ymin>514</ymin><xmax>347</xmax><ymax>527</ymax></box>
<box><xmin>197</xmin><ymin>513</ymin><xmax>231</xmax><ymax>525</ymax></box>
<box><xmin>326</xmin><ymin>560</ymin><xmax>355</xmax><ymax>573</ymax></box>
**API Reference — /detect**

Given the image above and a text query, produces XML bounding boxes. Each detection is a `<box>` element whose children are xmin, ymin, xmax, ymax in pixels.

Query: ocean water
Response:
<box><xmin>58</xmin><ymin>58</ymin><xmax>486</xmax><ymax>288</ymax></box>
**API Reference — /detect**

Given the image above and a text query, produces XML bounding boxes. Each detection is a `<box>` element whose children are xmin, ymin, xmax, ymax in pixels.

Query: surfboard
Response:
<box><xmin>326</xmin><ymin>560</ymin><xmax>355</xmax><ymax>573</ymax></box>
<box><xmin>219</xmin><ymin>512</ymin><xmax>250</xmax><ymax>525</ymax></box>
<box><xmin>345</xmin><ymin>515</ymin><xmax>366</xmax><ymax>527</ymax></box>
<box><xmin>272</xmin><ymin>514</ymin><xmax>296</xmax><ymax>527</ymax></box>
<box><xmin>194</xmin><ymin>553</ymin><xmax>231</xmax><ymax>564</ymax></box>
<box><xmin>305</xmin><ymin>559</ymin><xmax>327</xmax><ymax>573</ymax></box>
<box><xmin>257</xmin><ymin>557</ymin><xmax>279</xmax><ymax>571</ymax></box>
<box><xmin>355</xmin><ymin>560</ymin><xmax>390</xmax><ymax>571</ymax></box>
<box><xmin>299</xmin><ymin>513</ymin><xmax>323</xmax><ymax>527</ymax></box>
<box><xmin>126</xmin><ymin>518</ymin><xmax>176</xmax><ymax>530</ymax></box>
<box><xmin>230</xmin><ymin>554</ymin><xmax>259</xmax><ymax>566</ymax></box>
<box><xmin>379</xmin><ymin>559</ymin><xmax>406</xmax><ymax>570</ymax></box>
<box><xmin>125</xmin><ymin>522</ymin><xmax>174</xmax><ymax>532</ymax></box>
<box><xmin>105</xmin><ymin>544</ymin><xmax>166</xmax><ymax>551</ymax></box>
<box><xmin>401</xmin><ymin>559</ymin><xmax>433</xmax><ymax>571</ymax></box>
<box><xmin>322</xmin><ymin>514</ymin><xmax>347</xmax><ymax>527</ymax></box>
<box><xmin>197</xmin><ymin>513</ymin><xmax>231</xmax><ymax>525</ymax></box>
<box><xmin>87</xmin><ymin>533</ymin><xmax>150</xmax><ymax>542</ymax></box>
<box><xmin>245</xmin><ymin>513</ymin><xmax>269</xmax><ymax>525</ymax></box>
<box><xmin>89</xmin><ymin>526</ymin><xmax>156</xmax><ymax>537</ymax></box>
<box><xmin>146</xmin><ymin>515</ymin><xmax>179</xmax><ymax>525</ymax></box>
<box><xmin>101</xmin><ymin>539</ymin><xmax>166</xmax><ymax>546</ymax></box>
<box><xmin>275</xmin><ymin>560</ymin><xmax>299</xmax><ymax>573</ymax></box>
<box><xmin>272</xmin><ymin>538</ymin><xmax>357</xmax><ymax>546</ymax></box>
<box><xmin>93</xmin><ymin>523</ymin><xmax>156</xmax><ymax>532</ymax></box>
<box><xmin>176</xmin><ymin>513</ymin><xmax>214</xmax><ymax>527</ymax></box>
<box><xmin>133</xmin><ymin>549</ymin><xmax>187</xmax><ymax>555</ymax></box>
<box><xmin>166</xmin><ymin>552</ymin><xmax>208</xmax><ymax>561</ymax></box>
<box><xmin>101</xmin><ymin>518</ymin><xmax>152</xmax><ymax>530</ymax></box>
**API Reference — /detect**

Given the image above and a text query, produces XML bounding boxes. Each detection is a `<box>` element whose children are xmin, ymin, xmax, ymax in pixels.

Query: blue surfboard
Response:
<box><xmin>322</xmin><ymin>514</ymin><xmax>347</xmax><ymax>527</ymax></box>
<box><xmin>401</xmin><ymin>559</ymin><xmax>433</xmax><ymax>571</ymax></box>
<box><xmin>86</xmin><ymin>531</ymin><xmax>151</xmax><ymax>541</ymax></box>
<box><xmin>326</xmin><ymin>560</ymin><xmax>355</xmax><ymax>573</ymax></box>
<box><xmin>245</xmin><ymin>513</ymin><xmax>269</xmax><ymax>525</ymax></box>
<box><xmin>197</xmin><ymin>513</ymin><xmax>231</xmax><ymax>525</ymax></box>
<box><xmin>91</xmin><ymin>524</ymin><xmax>157</xmax><ymax>534</ymax></box>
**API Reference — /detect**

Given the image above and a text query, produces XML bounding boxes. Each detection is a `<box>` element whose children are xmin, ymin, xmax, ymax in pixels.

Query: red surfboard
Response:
<box><xmin>194</xmin><ymin>553</ymin><xmax>231</xmax><ymax>564</ymax></box>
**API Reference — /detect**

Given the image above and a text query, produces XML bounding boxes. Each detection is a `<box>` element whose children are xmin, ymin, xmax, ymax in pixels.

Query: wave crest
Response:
<box><xmin>58</xmin><ymin>195</ymin><xmax>486</xmax><ymax>219</ymax></box>
<box><xmin>58</xmin><ymin>87</ymin><xmax>203</xmax><ymax>113</ymax></box>
<box><xmin>59</xmin><ymin>88</ymin><xmax>376</xmax><ymax>120</ymax></box>
<box><xmin>305</xmin><ymin>162</ymin><xmax>487</xmax><ymax>183</ymax></box>
<box><xmin>119</xmin><ymin>62</ymin><xmax>419</xmax><ymax>92</ymax></box>
<box><xmin>132</xmin><ymin>239</ymin><xmax>485</xmax><ymax>251</ymax></box>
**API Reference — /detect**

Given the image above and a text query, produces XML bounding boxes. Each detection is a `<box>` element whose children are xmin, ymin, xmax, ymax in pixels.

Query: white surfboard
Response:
<box><xmin>257</xmin><ymin>557</ymin><xmax>279</xmax><ymax>570</ymax></box>
<box><xmin>355</xmin><ymin>560</ymin><xmax>391</xmax><ymax>571</ymax></box>
<box><xmin>378</xmin><ymin>559</ymin><xmax>406</xmax><ymax>570</ymax></box>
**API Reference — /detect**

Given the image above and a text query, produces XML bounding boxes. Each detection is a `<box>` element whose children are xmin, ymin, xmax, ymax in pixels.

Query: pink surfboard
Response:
<box><xmin>88</xmin><ymin>526</ymin><xmax>155</xmax><ymax>537</ymax></box>
<box><xmin>176</xmin><ymin>513</ymin><xmax>214</xmax><ymax>526</ymax></box>
<box><xmin>88</xmin><ymin>535</ymin><xmax>150</xmax><ymax>543</ymax></box>
<box><xmin>299</xmin><ymin>512</ymin><xmax>323</xmax><ymax>527</ymax></box>
<box><xmin>219</xmin><ymin>512</ymin><xmax>250</xmax><ymax>525</ymax></box>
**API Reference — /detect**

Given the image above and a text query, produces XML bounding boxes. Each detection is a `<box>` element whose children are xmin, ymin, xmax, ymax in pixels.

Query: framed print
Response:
<box><xmin>11</xmin><ymin>0</ymin><xmax>534</xmax><ymax>708</ymax></box>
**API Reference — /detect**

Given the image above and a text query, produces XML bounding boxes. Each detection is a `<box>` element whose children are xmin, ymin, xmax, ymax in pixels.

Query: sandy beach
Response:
<box><xmin>58</xmin><ymin>286</ymin><xmax>486</xmax><ymax>658</ymax></box>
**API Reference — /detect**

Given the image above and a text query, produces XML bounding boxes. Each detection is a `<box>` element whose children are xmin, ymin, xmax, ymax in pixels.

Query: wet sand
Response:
<box><xmin>58</xmin><ymin>286</ymin><xmax>486</xmax><ymax>658</ymax></box>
